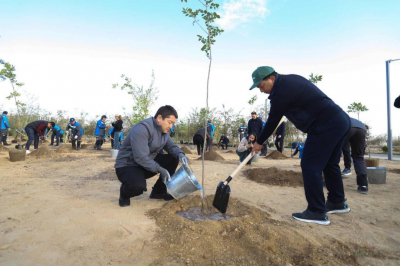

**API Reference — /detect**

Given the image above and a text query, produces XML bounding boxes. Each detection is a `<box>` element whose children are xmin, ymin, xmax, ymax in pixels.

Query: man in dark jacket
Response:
<box><xmin>274</xmin><ymin>121</ymin><xmax>286</xmax><ymax>153</ymax></box>
<box><xmin>341</xmin><ymin>118</ymin><xmax>369</xmax><ymax>194</ymax></box>
<box><xmin>193</xmin><ymin>125</ymin><xmax>211</xmax><ymax>155</ymax></box>
<box><xmin>66</xmin><ymin>118</ymin><xmax>83</xmax><ymax>150</ymax></box>
<box><xmin>250</xmin><ymin>66</ymin><xmax>351</xmax><ymax>225</ymax></box>
<box><xmin>217</xmin><ymin>135</ymin><xmax>229</xmax><ymax>150</ymax></box>
<box><xmin>25</xmin><ymin>120</ymin><xmax>48</xmax><ymax>154</ymax></box>
<box><xmin>248</xmin><ymin>111</ymin><xmax>263</xmax><ymax>136</ymax></box>
<box><xmin>114</xmin><ymin>105</ymin><xmax>188</xmax><ymax>207</ymax></box>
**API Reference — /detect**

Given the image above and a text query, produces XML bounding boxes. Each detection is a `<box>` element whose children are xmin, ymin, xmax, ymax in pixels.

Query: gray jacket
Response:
<box><xmin>114</xmin><ymin>117</ymin><xmax>184</xmax><ymax>173</ymax></box>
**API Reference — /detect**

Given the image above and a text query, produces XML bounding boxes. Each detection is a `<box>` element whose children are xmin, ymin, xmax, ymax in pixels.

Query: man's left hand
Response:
<box><xmin>252</xmin><ymin>143</ymin><xmax>262</xmax><ymax>154</ymax></box>
<box><xmin>178</xmin><ymin>153</ymin><xmax>189</xmax><ymax>165</ymax></box>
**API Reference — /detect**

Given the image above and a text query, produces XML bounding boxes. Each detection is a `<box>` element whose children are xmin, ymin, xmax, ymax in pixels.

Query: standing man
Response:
<box><xmin>274</xmin><ymin>120</ymin><xmax>286</xmax><ymax>153</ymax></box>
<box><xmin>250</xmin><ymin>66</ymin><xmax>351</xmax><ymax>225</ymax></box>
<box><xmin>66</xmin><ymin>118</ymin><xmax>83</xmax><ymax>150</ymax></box>
<box><xmin>47</xmin><ymin>122</ymin><xmax>63</xmax><ymax>147</ymax></box>
<box><xmin>1</xmin><ymin>111</ymin><xmax>11</xmax><ymax>146</ymax></box>
<box><xmin>94</xmin><ymin>115</ymin><xmax>107</xmax><ymax>150</ymax></box>
<box><xmin>111</xmin><ymin>115</ymin><xmax>123</xmax><ymax>150</ymax></box>
<box><xmin>342</xmin><ymin>118</ymin><xmax>369</xmax><ymax>194</ymax></box>
<box><xmin>25</xmin><ymin>120</ymin><xmax>48</xmax><ymax>154</ymax></box>
<box><xmin>206</xmin><ymin>119</ymin><xmax>216</xmax><ymax>151</ymax></box>
<box><xmin>248</xmin><ymin>111</ymin><xmax>263</xmax><ymax>137</ymax></box>
<box><xmin>114</xmin><ymin>105</ymin><xmax>189</xmax><ymax>207</ymax></box>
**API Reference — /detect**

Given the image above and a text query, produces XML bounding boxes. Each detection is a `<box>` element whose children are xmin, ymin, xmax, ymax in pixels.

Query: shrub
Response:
<box><xmin>382</xmin><ymin>146</ymin><xmax>388</xmax><ymax>153</ymax></box>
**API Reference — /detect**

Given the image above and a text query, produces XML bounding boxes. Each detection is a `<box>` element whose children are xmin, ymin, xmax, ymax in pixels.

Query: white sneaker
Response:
<box><xmin>26</xmin><ymin>150</ymin><xmax>31</xmax><ymax>154</ymax></box>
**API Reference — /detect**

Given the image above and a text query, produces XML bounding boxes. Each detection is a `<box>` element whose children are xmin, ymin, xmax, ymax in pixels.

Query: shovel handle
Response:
<box><xmin>230</xmin><ymin>153</ymin><xmax>254</xmax><ymax>179</ymax></box>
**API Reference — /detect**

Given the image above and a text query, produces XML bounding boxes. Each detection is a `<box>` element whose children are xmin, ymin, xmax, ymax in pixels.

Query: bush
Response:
<box><xmin>382</xmin><ymin>146</ymin><xmax>388</xmax><ymax>153</ymax></box>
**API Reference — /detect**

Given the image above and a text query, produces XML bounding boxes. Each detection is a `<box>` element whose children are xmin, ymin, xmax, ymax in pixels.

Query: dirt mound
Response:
<box><xmin>180</xmin><ymin>146</ymin><xmax>192</xmax><ymax>154</ymax></box>
<box><xmin>225</xmin><ymin>150</ymin><xmax>234</xmax><ymax>153</ymax></box>
<box><xmin>30</xmin><ymin>146</ymin><xmax>58</xmax><ymax>159</ymax></box>
<box><xmin>388</xmin><ymin>168</ymin><xmax>400</xmax><ymax>174</ymax></box>
<box><xmin>266</xmin><ymin>150</ymin><xmax>287</xmax><ymax>160</ymax></box>
<box><xmin>87</xmin><ymin>169</ymin><xmax>117</xmax><ymax>181</ymax></box>
<box><xmin>56</xmin><ymin>145</ymin><xmax>72</xmax><ymax>153</ymax></box>
<box><xmin>244</xmin><ymin>167</ymin><xmax>303</xmax><ymax>187</ymax></box>
<box><xmin>11</xmin><ymin>139</ymin><xmax>18</xmax><ymax>143</ymax></box>
<box><xmin>197</xmin><ymin>150</ymin><xmax>225</xmax><ymax>161</ymax></box>
<box><xmin>148</xmin><ymin>195</ymin><xmax>384</xmax><ymax>266</ymax></box>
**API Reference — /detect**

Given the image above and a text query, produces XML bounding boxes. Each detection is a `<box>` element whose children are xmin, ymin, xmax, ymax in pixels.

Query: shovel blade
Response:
<box><xmin>213</xmin><ymin>181</ymin><xmax>231</xmax><ymax>214</ymax></box>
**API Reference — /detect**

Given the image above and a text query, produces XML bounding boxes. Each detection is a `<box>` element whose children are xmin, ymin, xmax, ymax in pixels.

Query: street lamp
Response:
<box><xmin>386</xmin><ymin>58</ymin><xmax>400</xmax><ymax>160</ymax></box>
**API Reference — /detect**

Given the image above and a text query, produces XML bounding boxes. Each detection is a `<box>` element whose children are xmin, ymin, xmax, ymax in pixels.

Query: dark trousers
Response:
<box><xmin>25</xmin><ymin>127</ymin><xmax>39</xmax><ymax>150</ymax></box>
<box><xmin>275</xmin><ymin>137</ymin><xmax>284</xmax><ymax>152</ymax></box>
<box><xmin>1</xmin><ymin>129</ymin><xmax>8</xmax><ymax>145</ymax></box>
<box><xmin>236</xmin><ymin>149</ymin><xmax>253</xmax><ymax>164</ymax></box>
<box><xmin>50</xmin><ymin>131</ymin><xmax>61</xmax><ymax>145</ymax></box>
<box><xmin>116</xmin><ymin>154</ymin><xmax>179</xmax><ymax>199</ymax></box>
<box><xmin>346</xmin><ymin>127</ymin><xmax>368</xmax><ymax>187</ymax></box>
<box><xmin>261</xmin><ymin>140</ymin><xmax>268</xmax><ymax>155</ymax></box>
<box><xmin>193</xmin><ymin>135</ymin><xmax>204</xmax><ymax>155</ymax></box>
<box><xmin>342</xmin><ymin>141</ymin><xmax>352</xmax><ymax>170</ymax></box>
<box><xmin>206</xmin><ymin>137</ymin><xmax>213</xmax><ymax>151</ymax></box>
<box><xmin>71</xmin><ymin>134</ymin><xmax>81</xmax><ymax>149</ymax></box>
<box><xmin>301</xmin><ymin>112</ymin><xmax>351</xmax><ymax>213</ymax></box>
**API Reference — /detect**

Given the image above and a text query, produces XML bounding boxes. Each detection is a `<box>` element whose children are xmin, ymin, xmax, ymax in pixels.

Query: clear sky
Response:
<box><xmin>1</xmin><ymin>0</ymin><xmax>400</xmax><ymax>136</ymax></box>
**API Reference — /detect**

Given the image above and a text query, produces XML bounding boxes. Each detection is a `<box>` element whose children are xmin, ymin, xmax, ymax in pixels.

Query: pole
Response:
<box><xmin>187</xmin><ymin>119</ymin><xmax>190</xmax><ymax>144</ymax></box>
<box><xmin>386</xmin><ymin>60</ymin><xmax>393</xmax><ymax>160</ymax></box>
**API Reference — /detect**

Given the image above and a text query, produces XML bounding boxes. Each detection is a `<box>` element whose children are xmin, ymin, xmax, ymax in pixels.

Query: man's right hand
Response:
<box><xmin>159</xmin><ymin>167</ymin><xmax>171</xmax><ymax>184</ymax></box>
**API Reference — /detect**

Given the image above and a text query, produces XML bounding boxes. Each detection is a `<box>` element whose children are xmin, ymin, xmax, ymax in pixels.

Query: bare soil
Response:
<box><xmin>197</xmin><ymin>150</ymin><xmax>225</xmax><ymax>161</ymax></box>
<box><xmin>1</xmin><ymin>143</ymin><xmax>400</xmax><ymax>265</ymax></box>
<box><xmin>266</xmin><ymin>150</ymin><xmax>288</xmax><ymax>160</ymax></box>
<box><xmin>180</xmin><ymin>146</ymin><xmax>192</xmax><ymax>155</ymax></box>
<box><xmin>30</xmin><ymin>146</ymin><xmax>58</xmax><ymax>159</ymax></box>
<box><xmin>243</xmin><ymin>167</ymin><xmax>304</xmax><ymax>187</ymax></box>
<box><xmin>388</xmin><ymin>168</ymin><xmax>400</xmax><ymax>175</ymax></box>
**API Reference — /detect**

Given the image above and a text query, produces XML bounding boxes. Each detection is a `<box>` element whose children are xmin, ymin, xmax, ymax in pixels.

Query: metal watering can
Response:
<box><xmin>167</xmin><ymin>164</ymin><xmax>202</xmax><ymax>200</ymax></box>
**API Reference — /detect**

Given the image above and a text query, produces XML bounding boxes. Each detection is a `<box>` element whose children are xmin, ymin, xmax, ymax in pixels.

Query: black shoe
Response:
<box><xmin>97</xmin><ymin>147</ymin><xmax>102</xmax><ymax>150</ymax></box>
<box><xmin>119</xmin><ymin>197</ymin><xmax>130</xmax><ymax>207</ymax></box>
<box><xmin>93</xmin><ymin>145</ymin><xmax>97</xmax><ymax>150</ymax></box>
<box><xmin>149</xmin><ymin>190</ymin><xmax>174</xmax><ymax>201</ymax></box>
<box><xmin>4</xmin><ymin>143</ymin><xmax>11</xmax><ymax>146</ymax></box>
<box><xmin>325</xmin><ymin>200</ymin><xmax>351</xmax><ymax>214</ymax></box>
<box><xmin>292</xmin><ymin>209</ymin><xmax>330</xmax><ymax>225</ymax></box>
<box><xmin>358</xmin><ymin>186</ymin><xmax>368</xmax><ymax>194</ymax></box>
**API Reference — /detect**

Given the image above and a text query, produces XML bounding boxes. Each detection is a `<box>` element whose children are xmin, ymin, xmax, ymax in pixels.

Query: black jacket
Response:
<box><xmin>112</xmin><ymin>120</ymin><xmax>123</xmax><ymax>132</ymax></box>
<box><xmin>257</xmin><ymin>74</ymin><xmax>343</xmax><ymax>145</ymax></box>
<box><xmin>395</xmin><ymin>95</ymin><xmax>400</xmax><ymax>108</ymax></box>
<box><xmin>194</xmin><ymin>126</ymin><xmax>211</xmax><ymax>140</ymax></box>
<box><xmin>248</xmin><ymin>118</ymin><xmax>263</xmax><ymax>136</ymax></box>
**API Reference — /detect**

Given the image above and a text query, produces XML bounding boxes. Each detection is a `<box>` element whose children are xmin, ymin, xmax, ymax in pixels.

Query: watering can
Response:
<box><xmin>167</xmin><ymin>164</ymin><xmax>202</xmax><ymax>200</ymax></box>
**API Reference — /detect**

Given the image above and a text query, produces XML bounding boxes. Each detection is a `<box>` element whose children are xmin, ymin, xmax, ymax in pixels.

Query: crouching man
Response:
<box><xmin>114</xmin><ymin>105</ymin><xmax>188</xmax><ymax>207</ymax></box>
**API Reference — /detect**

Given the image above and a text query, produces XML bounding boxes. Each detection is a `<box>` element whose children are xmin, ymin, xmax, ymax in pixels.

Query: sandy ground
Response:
<box><xmin>1</xmin><ymin>143</ymin><xmax>400</xmax><ymax>265</ymax></box>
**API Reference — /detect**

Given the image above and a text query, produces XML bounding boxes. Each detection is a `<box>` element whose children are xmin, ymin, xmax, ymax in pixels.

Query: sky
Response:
<box><xmin>1</xmin><ymin>0</ymin><xmax>400</xmax><ymax>136</ymax></box>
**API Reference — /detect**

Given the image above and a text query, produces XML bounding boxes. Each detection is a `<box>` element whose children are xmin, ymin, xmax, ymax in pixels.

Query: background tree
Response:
<box><xmin>347</xmin><ymin>102</ymin><xmax>369</xmax><ymax>120</ymax></box>
<box><xmin>0</xmin><ymin>61</ymin><xmax>26</xmax><ymax>143</ymax></box>
<box><xmin>309</xmin><ymin>73</ymin><xmax>322</xmax><ymax>84</ymax></box>
<box><xmin>112</xmin><ymin>71</ymin><xmax>159</xmax><ymax>125</ymax></box>
<box><xmin>181</xmin><ymin>0</ymin><xmax>223</xmax><ymax>202</ymax></box>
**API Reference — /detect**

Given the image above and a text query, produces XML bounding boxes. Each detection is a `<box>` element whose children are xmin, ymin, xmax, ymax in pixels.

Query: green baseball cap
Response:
<box><xmin>249</xmin><ymin>66</ymin><xmax>275</xmax><ymax>90</ymax></box>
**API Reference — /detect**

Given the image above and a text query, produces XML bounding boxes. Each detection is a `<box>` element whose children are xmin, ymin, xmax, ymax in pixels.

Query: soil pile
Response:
<box><xmin>266</xmin><ymin>150</ymin><xmax>287</xmax><ymax>160</ymax></box>
<box><xmin>148</xmin><ymin>195</ymin><xmax>382</xmax><ymax>266</ymax></box>
<box><xmin>197</xmin><ymin>150</ymin><xmax>225</xmax><ymax>161</ymax></box>
<box><xmin>389</xmin><ymin>168</ymin><xmax>400</xmax><ymax>174</ymax></box>
<box><xmin>244</xmin><ymin>167</ymin><xmax>303</xmax><ymax>187</ymax></box>
<box><xmin>30</xmin><ymin>146</ymin><xmax>57</xmax><ymax>159</ymax></box>
<box><xmin>80</xmin><ymin>144</ymin><xmax>88</xmax><ymax>149</ymax></box>
<box><xmin>56</xmin><ymin>145</ymin><xmax>72</xmax><ymax>153</ymax></box>
<box><xmin>180</xmin><ymin>146</ymin><xmax>192</xmax><ymax>155</ymax></box>
<box><xmin>88</xmin><ymin>169</ymin><xmax>117</xmax><ymax>181</ymax></box>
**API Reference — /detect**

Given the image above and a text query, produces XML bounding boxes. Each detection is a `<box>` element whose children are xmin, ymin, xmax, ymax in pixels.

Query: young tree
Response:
<box><xmin>0</xmin><ymin>61</ymin><xmax>26</xmax><ymax>143</ymax></box>
<box><xmin>112</xmin><ymin>71</ymin><xmax>159</xmax><ymax>125</ymax></box>
<box><xmin>180</xmin><ymin>0</ymin><xmax>223</xmax><ymax>201</ymax></box>
<box><xmin>347</xmin><ymin>102</ymin><xmax>369</xmax><ymax>120</ymax></box>
<box><xmin>309</xmin><ymin>73</ymin><xmax>322</xmax><ymax>84</ymax></box>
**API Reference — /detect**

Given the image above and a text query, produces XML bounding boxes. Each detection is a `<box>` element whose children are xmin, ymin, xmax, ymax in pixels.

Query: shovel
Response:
<box><xmin>213</xmin><ymin>152</ymin><xmax>254</xmax><ymax>213</ymax></box>
<box><xmin>213</xmin><ymin>116</ymin><xmax>287</xmax><ymax>213</ymax></box>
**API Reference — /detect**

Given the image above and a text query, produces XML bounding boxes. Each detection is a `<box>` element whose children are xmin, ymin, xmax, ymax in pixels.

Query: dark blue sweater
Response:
<box><xmin>257</xmin><ymin>74</ymin><xmax>343</xmax><ymax>145</ymax></box>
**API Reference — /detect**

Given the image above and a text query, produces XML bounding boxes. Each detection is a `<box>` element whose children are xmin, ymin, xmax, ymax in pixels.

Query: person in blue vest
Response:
<box><xmin>47</xmin><ymin>122</ymin><xmax>63</xmax><ymax>146</ymax></box>
<box><xmin>206</xmin><ymin>119</ymin><xmax>216</xmax><ymax>151</ymax></box>
<box><xmin>111</xmin><ymin>115</ymin><xmax>123</xmax><ymax>150</ymax></box>
<box><xmin>25</xmin><ymin>120</ymin><xmax>48</xmax><ymax>154</ymax></box>
<box><xmin>94</xmin><ymin>115</ymin><xmax>107</xmax><ymax>150</ymax></box>
<box><xmin>250</xmin><ymin>66</ymin><xmax>351</xmax><ymax>225</ymax></box>
<box><xmin>274</xmin><ymin>120</ymin><xmax>286</xmax><ymax>153</ymax></box>
<box><xmin>66</xmin><ymin>118</ymin><xmax>83</xmax><ymax>150</ymax></box>
<box><xmin>1</xmin><ymin>111</ymin><xmax>11</xmax><ymax>146</ymax></box>
<box><xmin>291</xmin><ymin>142</ymin><xmax>304</xmax><ymax>158</ymax></box>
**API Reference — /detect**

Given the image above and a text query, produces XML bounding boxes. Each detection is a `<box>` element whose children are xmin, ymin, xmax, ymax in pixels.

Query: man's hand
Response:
<box><xmin>159</xmin><ymin>167</ymin><xmax>171</xmax><ymax>184</ymax></box>
<box><xmin>278</xmin><ymin>135</ymin><xmax>282</xmax><ymax>138</ymax></box>
<box><xmin>252</xmin><ymin>142</ymin><xmax>262</xmax><ymax>154</ymax></box>
<box><xmin>74</xmin><ymin>135</ymin><xmax>78</xmax><ymax>140</ymax></box>
<box><xmin>178</xmin><ymin>153</ymin><xmax>189</xmax><ymax>165</ymax></box>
